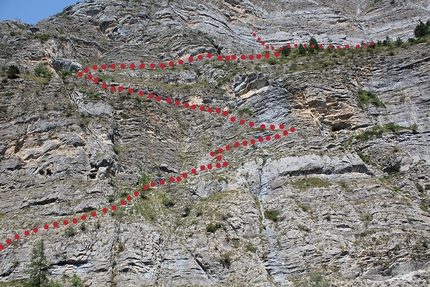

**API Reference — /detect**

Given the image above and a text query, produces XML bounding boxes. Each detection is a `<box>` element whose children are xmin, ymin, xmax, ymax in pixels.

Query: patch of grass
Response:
<box><xmin>117</xmin><ymin>241</ymin><xmax>124</xmax><ymax>253</ymax></box>
<box><xmin>238</xmin><ymin>108</ymin><xmax>253</xmax><ymax>116</ymax></box>
<box><xmin>206</xmin><ymin>222</ymin><xmax>222</xmax><ymax>233</ymax></box>
<box><xmin>264</xmin><ymin>209</ymin><xmax>280</xmax><ymax>222</ymax></box>
<box><xmin>65</xmin><ymin>226</ymin><xmax>76</xmax><ymax>237</ymax></box>
<box><xmin>420</xmin><ymin>205</ymin><xmax>429</xmax><ymax>213</ymax></box>
<box><xmin>162</xmin><ymin>195</ymin><xmax>175</xmax><ymax>208</ymax></box>
<box><xmin>355</xmin><ymin>125</ymin><xmax>383</xmax><ymax>141</ymax></box>
<box><xmin>297</xmin><ymin>224</ymin><xmax>310</xmax><ymax>232</ymax></box>
<box><xmin>358</xmin><ymin>90</ymin><xmax>385</xmax><ymax>108</ymax></box>
<box><xmin>337</xmin><ymin>181</ymin><xmax>353</xmax><ymax>192</ymax></box>
<box><xmin>220</xmin><ymin>252</ymin><xmax>232</xmax><ymax>268</ymax></box>
<box><xmin>415</xmin><ymin>183</ymin><xmax>424</xmax><ymax>193</ymax></box>
<box><xmin>32</xmin><ymin>33</ymin><xmax>52</xmax><ymax>42</ymax></box>
<box><xmin>292</xmin><ymin>177</ymin><xmax>331</xmax><ymax>190</ymax></box>
<box><xmin>245</xmin><ymin>243</ymin><xmax>256</xmax><ymax>253</ymax></box>
<box><xmin>308</xmin><ymin>273</ymin><xmax>330</xmax><ymax>287</ymax></box>
<box><xmin>357</xmin><ymin>151</ymin><xmax>369</xmax><ymax>163</ymax></box>
<box><xmin>384</xmin><ymin>122</ymin><xmax>405</xmax><ymax>133</ymax></box>
<box><xmin>361</xmin><ymin>213</ymin><xmax>373</xmax><ymax>222</ymax></box>
<box><xmin>20</xmin><ymin>73</ymin><xmax>50</xmax><ymax>84</ymax></box>
<box><xmin>297</xmin><ymin>202</ymin><xmax>311</xmax><ymax>213</ymax></box>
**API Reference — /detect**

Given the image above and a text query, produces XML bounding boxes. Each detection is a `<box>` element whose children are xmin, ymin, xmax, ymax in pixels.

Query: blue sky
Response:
<box><xmin>0</xmin><ymin>0</ymin><xmax>90</xmax><ymax>25</ymax></box>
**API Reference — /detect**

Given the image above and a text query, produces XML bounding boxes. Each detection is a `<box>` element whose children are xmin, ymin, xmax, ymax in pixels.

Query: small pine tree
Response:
<box><xmin>298</xmin><ymin>43</ymin><xmax>306</xmax><ymax>55</ymax></box>
<box><xmin>71</xmin><ymin>274</ymin><xmax>84</xmax><ymax>287</ymax></box>
<box><xmin>395</xmin><ymin>37</ymin><xmax>403</xmax><ymax>47</ymax></box>
<box><xmin>414</xmin><ymin>20</ymin><xmax>428</xmax><ymax>39</ymax></box>
<box><xmin>24</xmin><ymin>240</ymin><xmax>49</xmax><ymax>287</ymax></box>
<box><xmin>309</xmin><ymin>37</ymin><xmax>319</xmax><ymax>53</ymax></box>
<box><xmin>6</xmin><ymin>65</ymin><xmax>20</xmax><ymax>79</ymax></box>
<box><xmin>281</xmin><ymin>46</ymin><xmax>291</xmax><ymax>57</ymax></box>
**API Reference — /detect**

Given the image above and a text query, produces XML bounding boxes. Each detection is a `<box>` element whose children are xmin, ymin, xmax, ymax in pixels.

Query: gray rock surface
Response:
<box><xmin>0</xmin><ymin>0</ymin><xmax>429</xmax><ymax>286</ymax></box>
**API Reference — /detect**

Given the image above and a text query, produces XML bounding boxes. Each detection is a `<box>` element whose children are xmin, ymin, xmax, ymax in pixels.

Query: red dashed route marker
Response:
<box><xmin>0</xmin><ymin>160</ymin><xmax>229</xmax><ymax>251</ymax></box>
<box><xmin>0</xmin><ymin>32</ymin><xmax>303</xmax><ymax>253</ymax></box>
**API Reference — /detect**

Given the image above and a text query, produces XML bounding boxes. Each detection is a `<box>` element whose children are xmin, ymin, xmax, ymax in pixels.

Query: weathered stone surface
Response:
<box><xmin>0</xmin><ymin>0</ymin><xmax>429</xmax><ymax>286</ymax></box>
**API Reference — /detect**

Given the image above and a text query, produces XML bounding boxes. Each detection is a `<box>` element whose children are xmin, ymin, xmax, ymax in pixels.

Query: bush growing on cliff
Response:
<box><xmin>414</xmin><ymin>20</ymin><xmax>429</xmax><ymax>39</ymax></box>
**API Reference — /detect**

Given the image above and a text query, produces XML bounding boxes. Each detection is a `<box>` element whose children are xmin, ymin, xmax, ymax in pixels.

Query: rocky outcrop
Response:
<box><xmin>0</xmin><ymin>0</ymin><xmax>429</xmax><ymax>286</ymax></box>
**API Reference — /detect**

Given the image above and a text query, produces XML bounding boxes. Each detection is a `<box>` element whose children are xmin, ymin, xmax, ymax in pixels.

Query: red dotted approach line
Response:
<box><xmin>0</xmin><ymin>161</ymin><xmax>229</xmax><ymax>251</ymax></box>
<box><xmin>0</xmin><ymin>32</ymin><xmax>301</xmax><ymax>252</ymax></box>
<box><xmin>252</xmin><ymin>32</ymin><xmax>376</xmax><ymax>50</ymax></box>
<box><xmin>77</xmin><ymin>71</ymin><xmax>291</xmax><ymax>132</ymax></box>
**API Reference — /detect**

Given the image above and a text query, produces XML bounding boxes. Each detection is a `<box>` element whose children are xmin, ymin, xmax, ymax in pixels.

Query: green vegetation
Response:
<box><xmin>23</xmin><ymin>240</ymin><xmax>63</xmax><ymax>287</ymax></box>
<box><xmin>414</xmin><ymin>20</ymin><xmax>430</xmax><ymax>39</ymax></box>
<box><xmin>298</xmin><ymin>43</ymin><xmax>306</xmax><ymax>56</ymax></box>
<box><xmin>34</xmin><ymin>63</ymin><xmax>52</xmax><ymax>79</ymax></box>
<box><xmin>264</xmin><ymin>209</ymin><xmax>280</xmax><ymax>222</ymax></box>
<box><xmin>7</xmin><ymin>65</ymin><xmax>20</xmax><ymax>79</ymax></box>
<box><xmin>308</xmin><ymin>37</ymin><xmax>320</xmax><ymax>53</ymax></box>
<box><xmin>420</xmin><ymin>205</ymin><xmax>429</xmax><ymax>213</ymax></box>
<box><xmin>71</xmin><ymin>274</ymin><xmax>84</xmax><ymax>287</ymax></box>
<box><xmin>139</xmin><ymin>172</ymin><xmax>151</xmax><ymax>186</ymax></box>
<box><xmin>238</xmin><ymin>108</ymin><xmax>253</xmax><ymax>116</ymax></box>
<box><xmin>161</xmin><ymin>195</ymin><xmax>175</xmax><ymax>208</ymax></box>
<box><xmin>19</xmin><ymin>73</ymin><xmax>50</xmax><ymax>84</ymax></box>
<box><xmin>220</xmin><ymin>252</ymin><xmax>232</xmax><ymax>268</ymax></box>
<box><xmin>357</xmin><ymin>151</ymin><xmax>369</xmax><ymax>163</ymax></box>
<box><xmin>65</xmin><ymin>226</ymin><xmax>76</xmax><ymax>237</ymax></box>
<box><xmin>357</xmin><ymin>90</ymin><xmax>385</xmax><ymax>108</ymax></box>
<box><xmin>59</xmin><ymin>69</ymin><xmax>71</xmax><ymax>79</ymax></box>
<box><xmin>355</xmin><ymin>125</ymin><xmax>383</xmax><ymax>141</ymax></box>
<box><xmin>32</xmin><ymin>34</ymin><xmax>52</xmax><ymax>43</ymax></box>
<box><xmin>292</xmin><ymin>177</ymin><xmax>331</xmax><ymax>190</ymax></box>
<box><xmin>245</xmin><ymin>243</ymin><xmax>257</xmax><ymax>253</ymax></box>
<box><xmin>281</xmin><ymin>46</ymin><xmax>291</xmax><ymax>57</ymax></box>
<box><xmin>308</xmin><ymin>273</ymin><xmax>330</xmax><ymax>287</ymax></box>
<box><xmin>206</xmin><ymin>222</ymin><xmax>222</xmax><ymax>233</ymax></box>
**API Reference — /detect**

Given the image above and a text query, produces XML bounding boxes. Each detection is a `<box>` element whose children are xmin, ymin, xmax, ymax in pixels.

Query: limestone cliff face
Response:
<box><xmin>0</xmin><ymin>0</ymin><xmax>429</xmax><ymax>286</ymax></box>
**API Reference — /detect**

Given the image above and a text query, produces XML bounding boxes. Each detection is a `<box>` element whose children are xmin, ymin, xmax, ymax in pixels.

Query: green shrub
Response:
<box><xmin>357</xmin><ymin>151</ymin><xmax>369</xmax><ymax>163</ymax></box>
<box><xmin>59</xmin><ymin>69</ymin><xmax>71</xmax><ymax>79</ymax></box>
<box><xmin>384</xmin><ymin>122</ymin><xmax>404</xmax><ymax>133</ymax></box>
<box><xmin>395</xmin><ymin>37</ymin><xmax>403</xmax><ymax>47</ymax></box>
<box><xmin>238</xmin><ymin>108</ymin><xmax>253</xmax><ymax>116</ymax></box>
<box><xmin>206</xmin><ymin>222</ymin><xmax>222</xmax><ymax>233</ymax></box>
<box><xmin>65</xmin><ymin>226</ymin><xmax>76</xmax><ymax>237</ymax></box>
<box><xmin>357</xmin><ymin>90</ymin><xmax>385</xmax><ymax>108</ymax></box>
<box><xmin>264</xmin><ymin>209</ymin><xmax>280</xmax><ymax>222</ymax></box>
<box><xmin>281</xmin><ymin>46</ymin><xmax>291</xmax><ymax>57</ymax></box>
<box><xmin>245</xmin><ymin>243</ymin><xmax>256</xmax><ymax>253</ymax></box>
<box><xmin>32</xmin><ymin>34</ymin><xmax>51</xmax><ymax>42</ymax></box>
<box><xmin>308</xmin><ymin>37</ymin><xmax>319</xmax><ymax>53</ymax></box>
<box><xmin>71</xmin><ymin>274</ymin><xmax>84</xmax><ymax>287</ymax></box>
<box><xmin>266</xmin><ymin>58</ymin><xmax>278</xmax><ymax>65</ymax></box>
<box><xmin>220</xmin><ymin>252</ymin><xmax>232</xmax><ymax>268</ymax></box>
<box><xmin>162</xmin><ymin>196</ymin><xmax>175</xmax><ymax>208</ymax></box>
<box><xmin>6</xmin><ymin>65</ymin><xmax>20</xmax><ymax>79</ymax></box>
<box><xmin>34</xmin><ymin>63</ymin><xmax>52</xmax><ymax>78</ymax></box>
<box><xmin>298</xmin><ymin>43</ymin><xmax>306</xmax><ymax>55</ymax></box>
<box><xmin>415</xmin><ymin>183</ymin><xmax>424</xmax><ymax>193</ymax></box>
<box><xmin>355</xmin><ymin>125</ymin><xmax>383</xmax><ymax>141</ymax></box>
<box><xmin>24</xmin><ymin>240</ymin><xmax>49</xmax><ymax>287</ymax></box>
<box><xmin>414</xmin><ymin>20</ymin><xmax>429</xmax><ymax>39</ymax></box>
